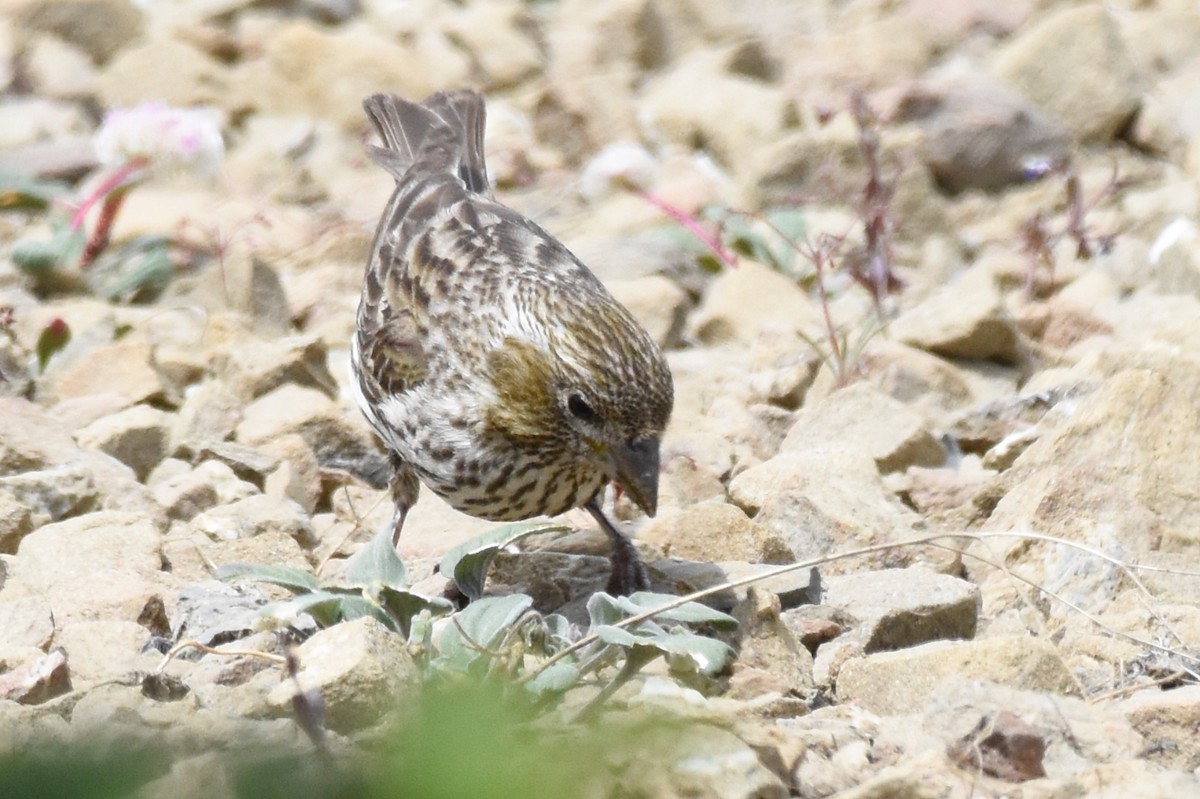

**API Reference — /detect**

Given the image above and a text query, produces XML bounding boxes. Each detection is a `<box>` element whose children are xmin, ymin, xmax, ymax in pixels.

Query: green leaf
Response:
<box><xmin>432</xmin><ymin>594</ymin><xmax>533</xmax><ymax>674</ymax></box>
<box><xmin>100</xmin><ymin>242</ymin><xmax>174</xmax><ymax>300</ymax></box>
<box><xmin>620</xmin><ymin>592</ymin><xmax>739</xmax><ymax>629</ymax></box>
<box><xmin>371</xmin><ymin>585</ymin><xmax>454</xmax><ymax>637</ymax></box>
<box><xmin>260</xmin><ymin>591</ymin><xmax>393</xmax><ymax>630</ymax></box>
<box><xmin>0</xmin><ymin>172</ymin><xmax>70</xmax><ymax>211</ymax></box>
<box><xmin>344</xmin><ymin>525</ymin><xmax>408</xmax><ymax>590</ymax></box>
<box><xmin>439</xmin><ymin>521</ymin><xmax>568</xmax><ymax>600</ymax></box>
<box><xmin>34</xmin><ymin>318</ymin><xmax>70</xmax><ymax>373</ymax></box>
<box><xmin>14</xmin><ymin>225</ymin><xmax>87</xmax><ymax>273</ymax></box>
<box><xmin>523</xmin><ymin>661</ymin><xmax>580</xmax><ymax>699</ymax></box>
<box><xmin>595</xmin><ymin>624</ymin><xmax>731</xmax><ymax>676</ymax></box>
<box><xmin>215</xmin><ymin>563</ymin><xmax>320</xmax><ymax>594</ymax></box>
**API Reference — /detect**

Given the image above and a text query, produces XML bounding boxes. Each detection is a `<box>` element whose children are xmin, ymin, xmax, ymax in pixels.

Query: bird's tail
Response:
<box><xmin>362</xmin><ymin>90</ymin><xmax>490</xmax><ymax>195</ymax></box>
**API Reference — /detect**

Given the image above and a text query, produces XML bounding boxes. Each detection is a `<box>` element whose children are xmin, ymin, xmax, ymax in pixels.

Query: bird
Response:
<box><xmin>351</xmin><ymin>89</ymin><xmax>674</xmax><ymax>596</ymax></box>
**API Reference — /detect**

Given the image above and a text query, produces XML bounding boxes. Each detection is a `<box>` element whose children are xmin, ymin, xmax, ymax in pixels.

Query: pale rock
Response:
<box><xmin>151</xmin><ymin>464</ymin><xmax>221</xmax><ymax>522</ymax></box>
<box><xmin>0</xmin><ymin>495</ymin><xmax>32</xmax><ymax>554</ymax></box>
<box><xmin>190</xmin><ymin>494</ymin><xmax>315</xmax><ymax>549</ymax></box>
<box><xmin>783</xmin><ymin>382</ymin><xmax>945</xmax><ymax>473</ymax></box>
<box><xmin>261</xmin><ymin>434</ymin><xmax>321</xmax><ymax>514</ymax></box>
<box><xmin>606</xmin><ymin>721</ymin><xmax>788</xmax><ymax>799</ymax></box>
<box><xmin>213</xmin><ymin>334</ymin><xmax>337</xmax><ymax>400</ymax></box>
<box><xmin>194</xmin><ymin>460</ymin><xmax>259</xmax><ymax>506</ymax></box>
<box><xmin>13</xmin><ymin>0</ymin><xmax>143</xmax><ymax>64</ymax></box>
<box><xmin>171</xmin><ymin>381</ymin><xmax>243</xmax><ymax>458</ymax></box>
<box><xmin>992</xmin><ymin>5</ymin><xmax>1140</xmax><ymax>143</ymax></box>
<box><xmin>267</xmin><ymin>616</ymin><xmax>420</xmax><ymax>733</ymax></box>
<box><xmin>0</xmin><ymin>463</ymin><xmax>99</xmax><ymax>531</ymax></box>
<box><xmin>689</xmin><ymin>261</ymin><xmax>822</xmax><ymax>346</ymax></box>
<box><xmin>728</xmin><ymin>588</ymin><xmax>815</xmax><ymax>698</ymax></box>
<box><xmin>55</xmin><ymin>620</ymin><xmax>152</xmax><ymax>683</ymax></box>
<box><xmin>442</xmin><ymin>1</ymin><xmax>542</xmax><ymax>89</ymax></box>
<box><xmin>195</xmin><ymin>442</ymin><xmax>278</xmax><ymax>489</ymax></box>
<box><xmin>12</xmin><ymin>511</ymin><xmax>165</xmax><ymax>625</ymax></box>
<box><xmin>0</xmin><ymin>595</ymin><xmax>54</xmax><ymax>649</ymax></box>
<box><xmin>605</xmin><ymin>275</ymin><xmax>689</xmax><ymax>349</ymax></box>
<box><xmin>639</xmin><ymin>503</ymin><xmax>792</xmax><ymax>565</ymax></box>
<box><xmin>197</xmin><ymin>528</ymin><xmax>312</xmax><ymax>574</ymax></box>
<box><xmin>986</xmin><ymin>370</ymin><xmax>1200</xmax><ymax>561</ymax></box>
<box><xmin>75</xmin><ymin>403</ymin><xmax>173</xmax><ymax>481</ymax></box>
<box><xmin>728</xmin><ymin>448</ymin><xmax>920</xmax><ymax>564</ymax></box>
<box><xmin>640</xmin><ymin>47</ymin><xmax>798</xmax><ymax>175</ymax></box>
<box><xmin>38</xmin><ymin>339</ymin><xmax>165</xmax><ymax>408</ymax></box>
<box><xmin>236</xmin><ymin>383</ymin><xmax>373</xmax><ymax>461</ymax></box>
<box><xmin>656</xmin><ymin>454</ymin><xmax>726</xmax><ymax>511</ymax></box>
<box><xmin>1119</xmin><ymin>685</ymin><xmax>1200</xmax><ymax>772</ymax></box>
<box><xmin>835</xmin><ymin>635</ymin><xmax>1081</xmax><ymax>715</ymax></box>
<box><xmin>232</xmin><ymin>20</ymin><xmax>470</xmax><ymax>130</ymax></box>
<box><xmin>817</xmin><ymin>566</ymin><xmax>980</xmax><ymax>652</ymax></box>
<box><xmin>96</xmin><ymin>36</ymin><xmax>229</xmax><ymax>107</ymax></box>
<box><xmin>890</xmin><ymin>265</ymin><xmax>1023</xmax><ymax>364</ymax></box>
<box><xmin>1020</xmin><ymin>759</ymin><xmax>1200</xmax><ymax>799</ymax></box>
<box><xmin>24</xmin><ymin>33</ymin><xmax>97</xmax><ymax>99</ymax></box>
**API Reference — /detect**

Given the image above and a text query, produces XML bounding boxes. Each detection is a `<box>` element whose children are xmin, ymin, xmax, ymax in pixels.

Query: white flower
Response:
<box><xmin>580</xmin><ymin>141</ymin><xmax>658</xmax><ymax>201</ymax></box>
<box><xmin>94</xmin><ymin>102</ymin><xmax>225</xmax><ymax>177</ymax></box>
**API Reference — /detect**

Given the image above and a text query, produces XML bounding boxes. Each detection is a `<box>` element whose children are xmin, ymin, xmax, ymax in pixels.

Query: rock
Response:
<box><xmin>24</xmin><ymin>33</ymin><xmax>98</xmax><ymax>99</ymax></box>
<box><xmin>267</xmin><ymin>616</ymin><xmax>420</xmax><ymax>733</ymax></box>
<box><xmin>171</xmin><ymin>380</ymin><xmax>243</xmax><ymax>457</ymax></box>
<box><xmin>0</xmin><ymin>493</ymin><xmax>34</xmax><ymax>553</ymax></box>
<box><xmin>1119</xmin><ymin>685</ymin><xmax>1200</xmax><ymax>772</ymax></box>
<box><xmin>946</xmin><ymin>709</ymin><xmax>1046</xmax><ymax>780</ymax></box>
<box><xmin>639</xmin><ymin>503</ymin><xmax>792</xmax><ymax>565</ymax></box>
<box><xmin>232</xmin><ymin>20</ymin><xmax>470</xmax><ymax>130</ymax></box>
<box><xmin>898</xmin><ymin>67</ymin><xmax>1070</xmax><ymax>193</ymax></box>
<box><xmin>236</xmin><ymin>383</ymin><xmax>373</xmax><ymax>462</ymax></box>
<box><xmin>986</xmin><ymin>370</ymin><xmax>1200</xmax><ymax>567</ymax></box>
<box><xmin>689</xmin><ymin>261</ymin><xmax>822</xmax><ymax>346</ymax></box>
<box><xmin>55</xmin><ymin>620</ymin><xmax>152</xmax><ymax>683</ymax></box>
<box><xmin>442</xmin><ymin>1</ymin><xmax>542</xmax><ymax>89</ymax></box>
<box><xmin>195</xmin><ymin>442</ymin><xmax>279</xmax><ymax>489</ymax></box>
<box><xmin>948</xmin><ymin>385</ymin><xmax>1081</xmax><ymax>456</ymax></box>
<box><xmin>605</xmin><ymin>275</ymin><xmax>689</xmax><ymax>349</ymax></box>
<box><xmin>0</xmin><ymin>647</ymin><xmax>71</xmax><ymax>704</ymax></box>
<box><xmin>835</xmin><ymin>635</ymin><xmax>1080</xmax><ymax>715</ymax></box>
<box><xmin>728</xmin><ymin>448</ymin><xmax>920</xmax><ymax>565</ymax></box>
<box><xmin>0</xmin><ymin>595</ymin><xmax>54</xmax><ymax>649</ymax></box>
<box><xmin>261</xmin><ymin>434</ymin><xmax>322</xmax><ymax>515</ymax></box>
<box><xmin>640</xmin><ymin>46</ymin><xmax>798</xmax><ymax>175</ymax></box>
<box><xmin>213</xmin><ymin>334</ymin><xmax>337</xmax><ymax>400</ymax></box>
<box><xmin>992</xmin><ymin>4</ymin><xmax>1140</xmax><ymax>143</ymax></box>
<box><xmin>782</xmin><ymin>382</ymin><xmax>945</xmax><ymax>473</ymax></box>
<box><xmin>96</xmin><ymin>36</ymin><xmax>229</xmax><ymax>107</ymax></box>
<box><xmin>11</xmin><ymin>511</ymin><xmax>164</xmax><ymax>625</ymax></box>
<box><xmin>0</xmin><ymin>463</ymin><xmax>99</xmax><ymax>532</ymax></box>
<box><xmin>818</xmin><ymin>566</ymin><xmax>980</xmax><ymax>652</ymax></box>
<box><xmin>13</xmin><ymin>0</ymin><xmax>143</xmax><ymax>64</ymax></box>
<box><xmin>728</xmin><ymin>587</ymin><xmax>815</xmax><ymax>698</ymax></box>
<box><xmin>39</xmin><ymin>339</ymin><xmax>165</xmax><ymax>408</ymax></box>
<box><xmin>0</xmin><ymin>396</ymin><xmax>89</xmax><ymax>473</ymax></box>
<box><xmin>899</xmin><ymin>462</ymin><xmax>995</xmax><ymax>518</ymax></box>
<box><xmin>189</xmin><ymin>494</ymin><xmax>315</xmax><ymax>549</ymax></box>
<box><xmin>151</xmin><ymin>466</ymin><xmax>220</xmax><ymax>522</ymax></box>
<box><xmin>890</xmin><ymin>265</ymin><xmax>1023</xmax><ymax>364</ymax></box>
<box><xmin>606</xmin><ymin>721</ymin><xmax>789</xmax><ymax>799</ymax></box>
<box><xmin>75</xmin><ymin>403</ymin><xmax>173</xmax><ymax>481</ymax></box>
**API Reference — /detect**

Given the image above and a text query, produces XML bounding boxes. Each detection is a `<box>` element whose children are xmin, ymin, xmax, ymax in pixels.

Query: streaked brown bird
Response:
<box><xmin>352</xmin><ymin>90</ymin><xmax>673</xmax><ymax>595</ymax></box>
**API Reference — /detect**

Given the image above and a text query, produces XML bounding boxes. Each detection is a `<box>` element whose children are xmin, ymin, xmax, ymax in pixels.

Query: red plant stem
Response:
<box><xmin>69</xmin><ymin>158</ymin><xmax>147</xmax><ymax>231</ymax></box>
<box><xmin>78</xmin><ymin>186</ymin><xmax>130</xmax><ymax>269</ymax></box>
<box><xmin>631</xmin><ymin>186</ymin><xmax>738</xmax><ymax>269</ymax></box>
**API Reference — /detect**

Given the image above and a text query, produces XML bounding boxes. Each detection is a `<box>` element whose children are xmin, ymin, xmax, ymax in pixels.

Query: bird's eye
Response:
<box><xmin>567</xmin><ymin>392</ymin><xmax>602</xmax><ymax>424</ymax></box>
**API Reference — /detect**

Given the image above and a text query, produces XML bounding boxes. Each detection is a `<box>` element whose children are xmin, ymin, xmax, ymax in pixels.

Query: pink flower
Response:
<box><xmin>94</xmin><ymin>102</ymin><xmax>225</xmax><ymax>177</ymax></box>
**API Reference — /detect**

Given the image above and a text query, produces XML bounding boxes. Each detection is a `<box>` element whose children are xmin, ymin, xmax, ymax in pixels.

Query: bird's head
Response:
<box><xmin>485</xmin><ymin>302</ymin><xmax>673</xmax><ymax>516</ymax></box>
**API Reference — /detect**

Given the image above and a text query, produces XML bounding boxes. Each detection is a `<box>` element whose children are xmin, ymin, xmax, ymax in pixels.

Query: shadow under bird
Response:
<box><xmin>351</xmin><ymin>89</ymin><xmax>674</xmax><ymax>595</ymax></box>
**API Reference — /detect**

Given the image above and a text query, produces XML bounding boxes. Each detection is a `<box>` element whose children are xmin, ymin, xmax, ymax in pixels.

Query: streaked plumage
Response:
<box><xmin>352</xmin><ymin>90</ymin><xmax>673</xmax><ymax>595</ymax></box>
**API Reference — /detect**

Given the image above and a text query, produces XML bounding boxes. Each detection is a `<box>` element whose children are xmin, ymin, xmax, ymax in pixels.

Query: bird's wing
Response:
<box><xmin>355</xmin><ymin>91</ymin><xmax>491</xmax><ymax>408</ymax></box>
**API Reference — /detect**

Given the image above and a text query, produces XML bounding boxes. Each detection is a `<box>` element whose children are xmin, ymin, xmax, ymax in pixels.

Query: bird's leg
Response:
<box><xmin>389</xmin><ymin>455</ymin><xmax>420</xmax><ymax>548</ymax></box>
<box><xmin>585</xmin><ymin>498</ymin><xmax>650</xmax><ymax>596</ymax></box>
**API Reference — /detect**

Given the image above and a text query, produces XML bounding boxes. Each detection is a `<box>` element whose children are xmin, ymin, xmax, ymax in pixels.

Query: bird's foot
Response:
<box><xmin>587</xmin><ymin>499</ymin><xmax>650</xmax><ymax>596</ymax></box>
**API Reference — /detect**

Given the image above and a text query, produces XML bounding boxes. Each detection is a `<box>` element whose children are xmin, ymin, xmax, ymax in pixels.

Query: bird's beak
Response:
<box><xmin>610</xmin><ymin>436</ymin><xmax>661</xmax><ymax>517</ymax></box>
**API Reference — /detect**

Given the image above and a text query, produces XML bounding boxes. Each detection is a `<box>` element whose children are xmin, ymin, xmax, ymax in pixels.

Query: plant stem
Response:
<box><xmin>631</xmin><ymin>186</ymin><xmax>738</xmax><ymax>269</ymax></box>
